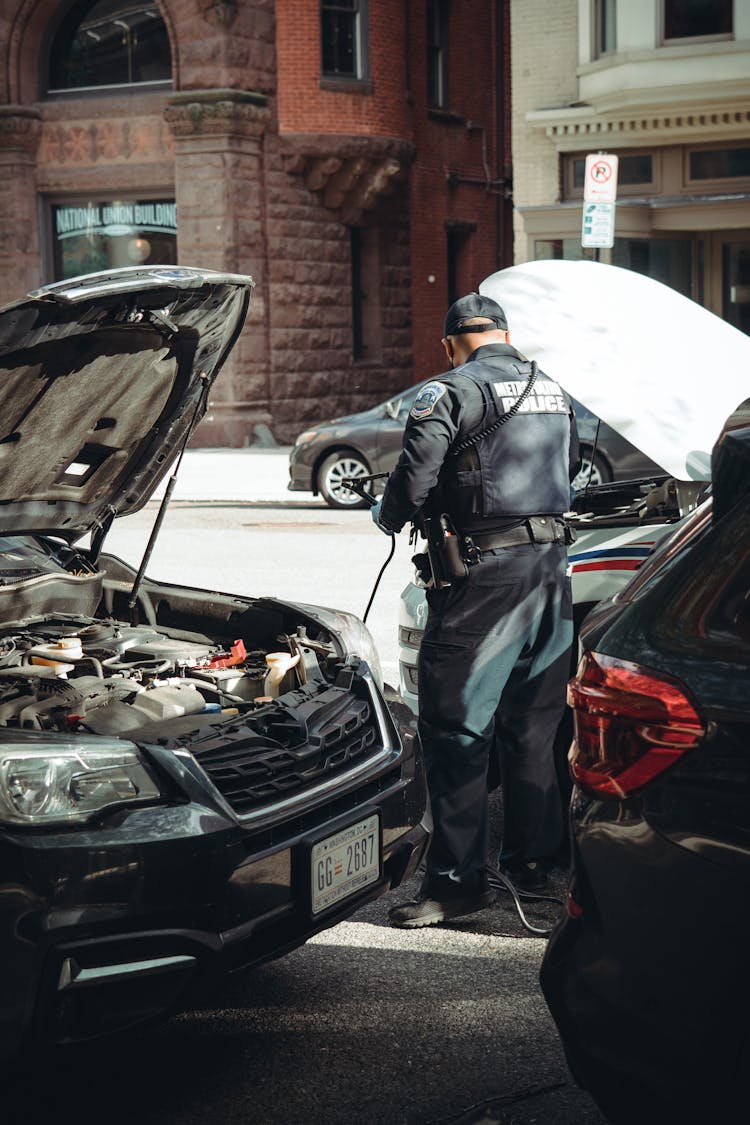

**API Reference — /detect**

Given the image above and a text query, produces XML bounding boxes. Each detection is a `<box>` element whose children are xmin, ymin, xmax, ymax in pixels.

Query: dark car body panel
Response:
<box><xmin>2</xmin><ymin>742</ymin><xmax>426</xmax><ymax>1051</ymax></box>
<box><xmin>540</xmin><ymin>459</ymin><xmax>750</xmax><ymax>1123</ymax></box>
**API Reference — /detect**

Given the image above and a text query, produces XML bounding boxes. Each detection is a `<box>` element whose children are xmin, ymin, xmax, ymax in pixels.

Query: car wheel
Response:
<box><xmin>318</xmin><ymin>451</ymin><xmax>371</xmax><ymax>509</ymax></box>
<box><xmin>572</xmin><ymin>447</ymin><xmax>612</xmax><ymax>491</ymax></box>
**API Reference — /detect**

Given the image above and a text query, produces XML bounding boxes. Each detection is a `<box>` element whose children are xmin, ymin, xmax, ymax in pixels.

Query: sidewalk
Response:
<box><xmin>154</xmin><ymin>447</ymin><xmax>306</xmax><ymax>504</ymax></box>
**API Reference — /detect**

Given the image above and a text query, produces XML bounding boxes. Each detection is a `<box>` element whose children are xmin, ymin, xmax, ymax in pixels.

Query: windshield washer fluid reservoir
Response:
<box><xmin>264</xmin><ymin>652</ymin><xmax>301</xmax><ymax>698</ymax></box>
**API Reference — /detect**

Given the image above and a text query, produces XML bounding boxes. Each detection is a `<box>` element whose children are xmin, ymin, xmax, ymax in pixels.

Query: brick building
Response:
<box><xmin>0</xmin><ymin>0</ymin><xmax>512</xmax><ymax>445</ymax></box>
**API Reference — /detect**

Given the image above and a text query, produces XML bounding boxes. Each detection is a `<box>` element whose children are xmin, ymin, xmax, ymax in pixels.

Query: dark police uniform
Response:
<box><xmin>379</xmin><ymin>341</ymin><xmax>579</xmax><ymax>900</ymax></box>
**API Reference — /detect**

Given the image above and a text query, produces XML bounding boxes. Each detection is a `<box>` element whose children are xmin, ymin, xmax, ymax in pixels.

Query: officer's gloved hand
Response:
<box><xmin>370</xmin><ymin>498</ymin><xmax>394</xmax><ymax>536</ymax></box>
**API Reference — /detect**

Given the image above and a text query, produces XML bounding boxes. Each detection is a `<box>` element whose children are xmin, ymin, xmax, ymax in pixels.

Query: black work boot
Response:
<box><xmin>498</xmin><ymin>860</ymin><xmax>550</xmax><ymax>895</ymax></box>
<box><xmin>388</xmin><ymin>887</ymin><xmax>495</xmax><ymax>929</ymax></box>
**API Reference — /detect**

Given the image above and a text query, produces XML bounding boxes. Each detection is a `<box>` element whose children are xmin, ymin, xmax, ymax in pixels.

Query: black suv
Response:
<box><xmin>540</xmin><ymin>401</ymin><xmax>750</xmax><ymax>1125</ymax></box>
<box><xmin>0</xmin><ymin>267</ymin><xmax>428</xmax><ymax>1056</ymax></box>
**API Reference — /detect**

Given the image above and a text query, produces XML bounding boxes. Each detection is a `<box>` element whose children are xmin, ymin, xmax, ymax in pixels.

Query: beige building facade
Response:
<box><xmin>511</xmin><ymin>0</ymin><xmax>750</xmax><ymax>335</ymax></box>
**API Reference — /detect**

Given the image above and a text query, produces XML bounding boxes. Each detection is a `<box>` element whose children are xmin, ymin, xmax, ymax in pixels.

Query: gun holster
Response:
<box><xmin>414</xmin><ymin>514</ymin><xmax>470</xmax><ymax>588</ymax></box>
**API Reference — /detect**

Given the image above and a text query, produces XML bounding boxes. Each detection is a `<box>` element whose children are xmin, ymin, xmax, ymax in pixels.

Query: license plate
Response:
<box><xmin>310</xmin><ymin>813</ymin><xmax>380</xmax><ymax>915</ymax></box>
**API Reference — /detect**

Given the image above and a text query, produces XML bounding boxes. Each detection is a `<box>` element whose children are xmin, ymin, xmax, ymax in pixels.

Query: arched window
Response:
<box><xmin>48</xmin><ymin>0</ymin><xmax>171</xmax><ymax>93</ymax></box>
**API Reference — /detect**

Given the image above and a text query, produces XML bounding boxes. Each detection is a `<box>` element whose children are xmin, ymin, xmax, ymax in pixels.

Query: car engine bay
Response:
<box><xmin>0</xmin><ymin>615</ymin><xmax>338</xmax><ymax>737</ymax></box>
<box><xmin>0</xmin><ymin>535</ymin><xmax>357</xmax><ymax>744</ymax></box>
<box><xmin>569</xmin><ymin>474</ymin><xmax>709</xmax><ymax>527</ymax></box>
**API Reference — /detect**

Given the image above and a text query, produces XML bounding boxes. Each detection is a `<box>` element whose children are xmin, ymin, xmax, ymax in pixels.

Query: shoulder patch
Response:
<box><xmin>410</xmin><ymin>381</ymin><xmax>447</xmax><ymax>420</ymax></box>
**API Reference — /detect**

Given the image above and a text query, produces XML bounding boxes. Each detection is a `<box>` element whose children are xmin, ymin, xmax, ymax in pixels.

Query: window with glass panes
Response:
<box><xmin>427</xmin><ymin>0</ymin><xmax>450</xmax><ymax>109</ymax></box>
<box><xmin>321</xmin><ymin>0</ymin><xmax>366</xmax><ymax>78</ymax></box>
<box><xmin>663</xmin><ymin>0</ymin><xmax>732</xmax><ymax>41</ymax></box>
<box><xmin>48</xmin><ymin>0</ymin><xmax>170</xmax><ymax>92</ymax></box>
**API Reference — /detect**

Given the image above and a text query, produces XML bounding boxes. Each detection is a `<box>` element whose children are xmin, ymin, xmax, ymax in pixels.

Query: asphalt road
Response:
<box><xmin>8</xmin><ymin>904</ymin><xmax>607</xmax><ymax>1125</ymax></box>
<box><xmin>15</xmin><ymin>494</ymin><xmax>609</xmax><ymax>1125</ymax></box>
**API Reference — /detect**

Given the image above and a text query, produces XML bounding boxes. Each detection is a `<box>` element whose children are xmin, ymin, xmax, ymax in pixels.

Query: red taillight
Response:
<box><xmin>566</xmin><ymin>891</ymin><xmax>584</xmax><ymax>919</ymax></box>
<box><xmin>567</xmin><ymin>651</ymin><xmax>705</xmax><ymax>799</ymax></box>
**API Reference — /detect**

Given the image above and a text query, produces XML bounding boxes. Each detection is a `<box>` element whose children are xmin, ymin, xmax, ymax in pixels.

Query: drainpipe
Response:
<box><xmin>496</xmin><ymin>0</ymin><xmax>511</xmax><ymax>267</ymax></box>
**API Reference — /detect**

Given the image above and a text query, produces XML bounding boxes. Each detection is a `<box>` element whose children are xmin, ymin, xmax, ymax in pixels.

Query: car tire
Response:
<box><xmin>572</xmin><ymin>447</ymin><xmax>612</xmax><ymax>491</ymax></box>
<box><xmin>318</xmin><ymin>451</ymin><xmax>371</xmax><ymax>509</ymax></box>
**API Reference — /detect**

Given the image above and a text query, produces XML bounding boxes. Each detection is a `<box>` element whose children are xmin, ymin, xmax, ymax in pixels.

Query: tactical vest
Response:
<box><xmin>437</xmin><ymin>355</ymin><xmax>572</xmax><ymax>525</ymax></box>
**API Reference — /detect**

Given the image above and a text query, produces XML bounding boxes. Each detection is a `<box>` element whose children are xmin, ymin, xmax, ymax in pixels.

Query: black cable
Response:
<box><xmin>355</xmin><ymin>475</ymin><xmax>562</xmax><ymax>934</ymax></box>
<box><xmin>426</xmin><ymin>1082</ymin><xmax>569</xmax><ymax>1125</ymax></box>
<box><xmin>485</xmin><ymin>866</ymin><xmax>563</xmax><ymax>938</ymax></box>
<box><xmin>363</xmin><ymin>533</ymin><xmax>396</xmax><ymax>623</ymax></box>
<box><xmin>340</xmin><ymin>474</ymin><xmax>397</xmax><ymax>624</ymax></box>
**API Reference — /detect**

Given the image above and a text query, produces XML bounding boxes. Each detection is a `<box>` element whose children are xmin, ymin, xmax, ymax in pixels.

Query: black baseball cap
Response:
<box><xmin>443</xmin><ymin>293</ymin><xmax>508</xmax><ymax>337</ymax></box>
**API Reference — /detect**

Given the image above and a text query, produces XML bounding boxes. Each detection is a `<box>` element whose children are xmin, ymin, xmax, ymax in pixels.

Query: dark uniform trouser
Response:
<box><xmin>417</xmin><ymin>540</ymin><xmax>573</xmax><ymax>897</ymax></box>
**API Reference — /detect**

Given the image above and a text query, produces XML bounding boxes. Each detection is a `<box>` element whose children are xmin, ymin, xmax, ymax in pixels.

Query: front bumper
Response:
<box><xmin>397</xmin><ymin>581</ymin><xmax>427</xmax><ymax>717</ymax></box>
<box><xmin>0</xmin><ymin>724</ymin><xmax>428</xmax><ymax>1055</ymax></box>
<box><xmin>288</xmin><ymin>445</ymin><xmax>316</xmax><ymax>493</ymax></box>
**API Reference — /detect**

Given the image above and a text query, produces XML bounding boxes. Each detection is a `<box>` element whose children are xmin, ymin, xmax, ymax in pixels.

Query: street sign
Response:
<box><xmin>584</xmin><ymin>153</ymin><xmax>619</xmax><ymax>203</ymax></box>
<box><xmin>582</xmin><ymin>201</ymin><xmax>616</xmax><ymax>249</ymax></box>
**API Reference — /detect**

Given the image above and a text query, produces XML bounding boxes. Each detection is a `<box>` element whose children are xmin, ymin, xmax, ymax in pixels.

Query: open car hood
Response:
<box><xmin>480</xmin><ymin>260</ymin><xmax>750</xmax><ymax>481</ymax></box>
<box><xmin>0</xmin><ymin>266</ymin><xmax>253</xmax><ymax>538</ymax></box>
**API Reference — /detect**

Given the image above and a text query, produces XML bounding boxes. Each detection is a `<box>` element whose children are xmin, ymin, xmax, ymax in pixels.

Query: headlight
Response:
<box><xmin>334</xmin><ymin>612</ymin><xmax>383</xmax><ymax>688</ymax></box>
<box><xmin>298</xmin><ymin>605</ymin><xmax>383</xmax><ymax>689</ymax></box>
<box><xmin>294</xmin><ymin>430</ymin><xmax>318</xmax><ymax>447</ymax></box>
<box><xmin>0</xmin><ymin>737</ymin><xmax>162</xmax><ymax>826</ymax></box>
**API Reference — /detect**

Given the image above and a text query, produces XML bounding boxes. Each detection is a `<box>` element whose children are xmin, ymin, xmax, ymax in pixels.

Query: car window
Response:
<box><xmin>704</xmin><ymin>510</ymin><xmax>750</xmax><ymax>644</ymax></box>
<box><xmin>651</xmin><ymin>494</ymin><xmax>750</xmax><ymax>657</ymax></box>
<box><xmin>386</xmin><ymin>387</ymin><xmax>420</xmax><ymax>420</ymax></box>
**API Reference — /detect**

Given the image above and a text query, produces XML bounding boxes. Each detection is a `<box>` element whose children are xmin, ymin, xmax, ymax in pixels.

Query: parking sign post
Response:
<box><xmin>582</xmin><ymin>153</ymin><xmax>618</xmax><ymax>253</ymax></box>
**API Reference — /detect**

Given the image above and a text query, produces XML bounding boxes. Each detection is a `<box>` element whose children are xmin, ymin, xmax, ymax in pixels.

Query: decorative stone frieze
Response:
<box><xmin>164</xmin><ymin>89</ymin><xmax>269</xmax><ymax>140</ymax></box>
<box><xmin>39</xmin><ymin>117</ymin><xmax>173</xmax><ymax>167</ymax></box>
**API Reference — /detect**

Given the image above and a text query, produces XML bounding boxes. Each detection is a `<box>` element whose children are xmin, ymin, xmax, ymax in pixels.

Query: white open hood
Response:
<box><xmin>480</xmin><ymin>260</ymin><xmax>750</xmax><ymax>481</ymax></box>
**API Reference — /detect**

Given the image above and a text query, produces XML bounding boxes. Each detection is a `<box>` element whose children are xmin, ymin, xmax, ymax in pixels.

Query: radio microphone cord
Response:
<box><xmin>485</xmin><ymin>867</ymin><xmax>562</xmax><ymax>937</ymax></box>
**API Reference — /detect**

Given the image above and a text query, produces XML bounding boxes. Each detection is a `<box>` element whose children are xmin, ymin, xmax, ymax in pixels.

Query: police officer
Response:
<box><xmin>372</xmin><ymin>293</ymin><xmax>579</xmax><ymax>929</ymax></box>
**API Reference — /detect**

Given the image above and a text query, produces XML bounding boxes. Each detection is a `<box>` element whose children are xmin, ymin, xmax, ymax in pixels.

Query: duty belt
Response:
<box><xmin>462</xmin><ymin>516</ymin><xmax>567</xmax><ymax>552</ymax></box>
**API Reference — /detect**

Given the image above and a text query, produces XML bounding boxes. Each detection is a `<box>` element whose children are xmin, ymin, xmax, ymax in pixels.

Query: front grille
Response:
<box><xmin>191</xmin><ymin>680</ymin><xmax>384</xmax><ymax>816</ymax></box>
<box><xmin>241</xmin><ymin>766</ymin><xmax>402</xmax><ymax>854</ymax></box>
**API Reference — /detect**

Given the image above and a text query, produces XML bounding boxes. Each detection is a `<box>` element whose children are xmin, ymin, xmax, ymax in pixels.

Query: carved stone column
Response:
<box><xmin>164</xmin><ymin>90</ymin><xmax>272</xmax><ymax>446</ymax></box>
<box><xmin>0</xmin><ymin>107</ymin><xmax>42</xmax><ymax>303</ymax></box>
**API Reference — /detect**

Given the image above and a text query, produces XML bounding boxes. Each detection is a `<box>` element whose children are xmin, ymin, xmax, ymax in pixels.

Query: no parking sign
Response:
<box><xmin>584</xmin><ymin>153</ymin><xmax>619</xmax><ymax>202</ymax></box>
<box><xmin>582</xmin><ymin>153</ymin><xmax>619</xmax><ymax>248</ymax></box>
